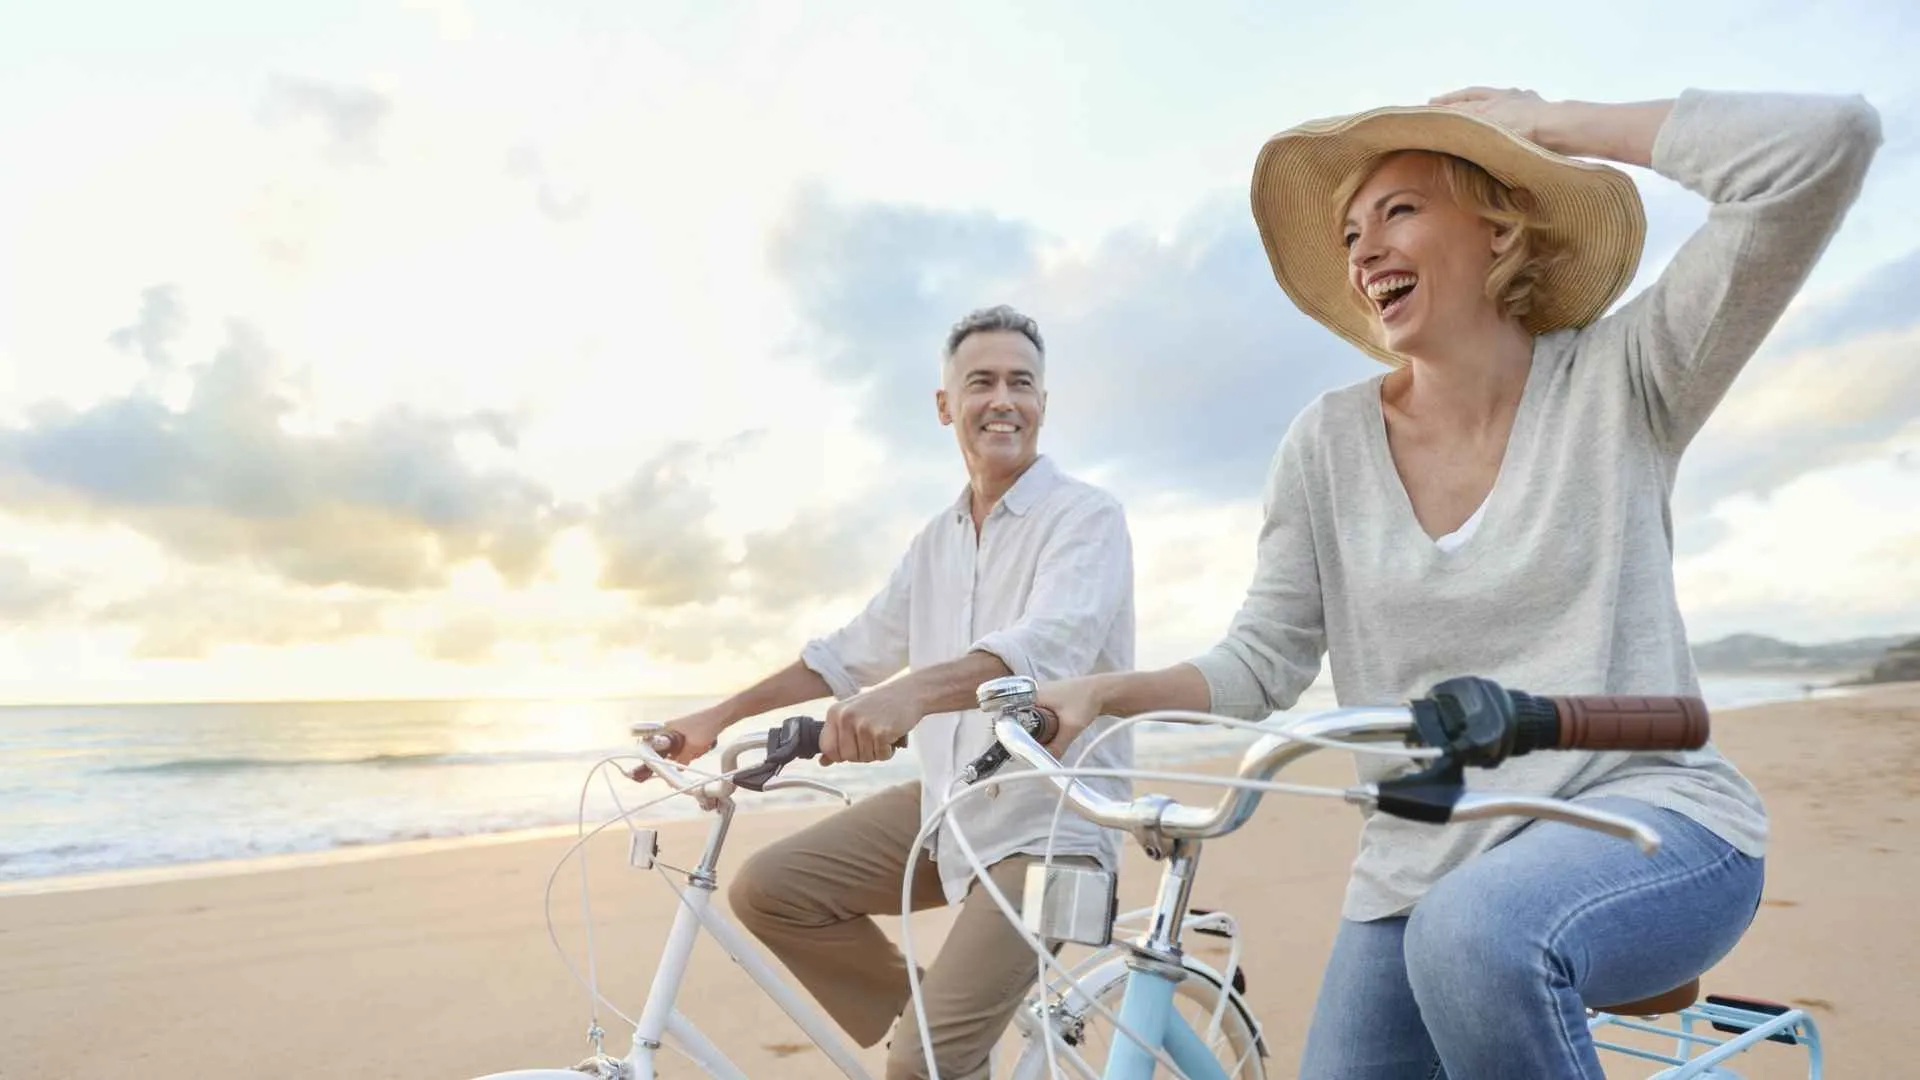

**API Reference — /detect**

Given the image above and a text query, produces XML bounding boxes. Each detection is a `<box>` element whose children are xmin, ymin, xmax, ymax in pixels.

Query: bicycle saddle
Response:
<box><xmin>1590</xmin><ymin>977</ymin><xmax>1700</xmax><ymax>1017</ymax></box>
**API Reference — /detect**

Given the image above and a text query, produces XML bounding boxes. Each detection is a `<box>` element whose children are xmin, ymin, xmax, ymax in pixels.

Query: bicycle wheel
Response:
<box><xmin>1010</xmin><ymin>954</ymin><xmax>1267</xmax><ymax>1080</ymax></box>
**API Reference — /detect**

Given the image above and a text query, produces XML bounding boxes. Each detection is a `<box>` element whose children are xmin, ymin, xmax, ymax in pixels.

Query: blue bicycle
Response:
<box><xmin>964</xmin><ymin>674</ymin><xmax>1827</xmax><ymax>1080</ymax></box>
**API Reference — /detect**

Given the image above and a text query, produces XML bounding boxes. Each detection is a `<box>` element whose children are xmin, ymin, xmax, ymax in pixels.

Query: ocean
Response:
<box><xmin>0</xmin><ymin>675</ymin><xmax>1842</xmax><ymax>890</ymax></box>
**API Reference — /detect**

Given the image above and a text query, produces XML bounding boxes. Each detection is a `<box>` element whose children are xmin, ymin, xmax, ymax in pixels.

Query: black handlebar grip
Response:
<box><xmin>1545</xmin><ymin>695</ymin><xmax>1710</xmax><ymax>751</ymax></box>
<box><xmin>783</xmin><ymin>717</ymin><xmax>904</xmax><ymax>761</ymax></box>
<box><xmin>791</xmin><ymin>717</ymin><xmax>826</xmax><ymax>759</ymax></box>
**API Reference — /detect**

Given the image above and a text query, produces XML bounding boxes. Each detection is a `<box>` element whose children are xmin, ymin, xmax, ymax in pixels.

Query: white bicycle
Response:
<box><xmin>468</xmin><ymin>712</ymin><xmax>1267</xmax><ymax>1080</ymax></box>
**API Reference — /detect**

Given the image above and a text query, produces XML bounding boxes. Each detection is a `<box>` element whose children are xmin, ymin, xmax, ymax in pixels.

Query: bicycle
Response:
<box><xmin>963</xmin><ymin>673</ymin><xmax>1828</xmax><ymax>1080</ymax></box>
<box><xmin>464</xmin><ymin>709</ymin><xmax>1264</xmax><ymax>1080</ymax></box>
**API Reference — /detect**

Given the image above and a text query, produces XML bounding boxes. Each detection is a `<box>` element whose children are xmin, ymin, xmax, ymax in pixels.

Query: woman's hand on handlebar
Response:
<box><xmin>1033</xmin><ymin>675</ymin><xmax>1109</xmax><ymax>758</ymax></box>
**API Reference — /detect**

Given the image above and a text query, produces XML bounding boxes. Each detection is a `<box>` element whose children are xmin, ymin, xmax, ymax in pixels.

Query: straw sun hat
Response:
<box><xmin>1249</xmin><ymin>104</ymin><xmax>1648</xmax><ymax>366</ymax></box>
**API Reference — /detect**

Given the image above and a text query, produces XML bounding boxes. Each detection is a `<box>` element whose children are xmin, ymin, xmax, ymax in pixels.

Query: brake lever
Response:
<box><xmin>732</xmin><ymin>715</ymin><xmax>824</xmax><ymax>792</ymax></box>
<box><xmin>960</xmin><ymin>691</ymin><xmax>1067</xmax><ymax>776</ymax></box>
<box><xmin>1448</xmin><ymin>793</ymin><xmax>1663</xmax><ymax>853</ymax></box>
<box><xmin>763</xmin><ymin>777</ymin><xmax>853</xmax><ymax>805</ymax></box>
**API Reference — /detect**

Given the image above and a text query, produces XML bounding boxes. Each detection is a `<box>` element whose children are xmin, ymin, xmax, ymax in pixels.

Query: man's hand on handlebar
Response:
<box><xmin>819</xmin><ymin>683</ymin><xmax>918</xmax><ymax>765</ymax></box>
<box><xmin>628</xmin><ymin>704</ymin><xmax>729</xmax><ymax>782</ymax></box>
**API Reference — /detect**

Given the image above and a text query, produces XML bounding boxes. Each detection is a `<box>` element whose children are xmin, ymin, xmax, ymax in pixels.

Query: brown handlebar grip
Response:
<box><xmin>628</xmin><ymin>728</ymin><xmax>687</xmax><ymax>782</ymax></box>
<box><xmin>1546</xmin><ymin>696</ymin><xmax>1709</xmax><ymax>751</ymax></box>
<box><xmin>1028</xmin><ymin>705</ymin><xmax>1061</xmax><ymax>746</ymax></box>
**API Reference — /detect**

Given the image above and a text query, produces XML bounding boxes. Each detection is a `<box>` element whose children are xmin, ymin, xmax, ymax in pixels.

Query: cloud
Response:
<box><xmin>505</xmin><ymin>146</ymin><xmax>593</xmax><ymax>223</ymax></box>
<box><xmin>106</xmin><ymin>284</ymin><xmax>186</xmax><ymax>369</ymax></box>
<box><xmin>590</xmin><ymin>440</ymin><xmax>742</xmax><ymax>607</ymax></box>
<box><xmin>1122</xmin><ymin>493</ymin><xmax>1266</xmax><ymax>667</ymax></box>
<box><xmin>262</xmin><ymin>76</ymin><xmax>393</xmax><ymax>164</ymax></box>
<box><xmin>1028</xmin><ymin>202</ymin><xmax>1373</xmax><ymax>497</ymax></box>
<box><xmin>736</xmin><ymin>502</ymin><xmax>904</xmax><ymax>612</ymax></box>
<box><xmin>401</xmin><ymin>0</ymin><xmax>475</xmax><ymax>42</ymax></box>
<box><xmin>96</xmin><ymin>578</ymin><xmax>388</xmax><ymax>659</ymax></box>
<box><xmin>766</xmin><ymin>188</ymin><xmax>1377</xmax><ymax>501</ymax></box>
<box><xmin>766</xmin><ymin>185</ymin><xmax>1040</xmax><ymax>460</ymax></box>
<box><xmin>1674</xmin><ymin>459</ymin><xmax>1920</xmax><ymax>645</ymax></box>
<box><xmin>1677</xmin><ymin>247</ymin><xmax>1920</xmax><ymax>518</ymax></box>
<box><xmin>597</xmin><ymin>597</ymin><xmax>804</xmax><ymax>668</ymax></box>
<box><xmin>1771</xmin><ymin>246</ymin><xmax>1920</xmax><ymax>355</ymax></box>
<box><xmin>427</xmin><ymin>615</ymin><xmax>499</xmax><ymax>662</ymax></box>
<box><xmin>0</xmin><ymin>298</ymin><xmax>577</xmax><ymax>592</ymax></box>
<box><xmin>591</xmin><ymin>430</ymin><xmax>936</xmax><ymax>618</ymax></box>
<box><xmin>771</xmin><ymin>176</ymin><xmax>1920</xmax><ymax>522</ymax></box>
<box><xmin>0</xmin><ymin>556</ymin><xmax>74</xmax><ymax>620</ymax></box>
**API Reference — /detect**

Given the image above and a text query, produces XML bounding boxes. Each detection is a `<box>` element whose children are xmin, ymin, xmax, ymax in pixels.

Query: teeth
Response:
<box><xmin>984</xmin><ymin>423</ymin><xmax>1017</xmax><ymax>433</ymax></box>
<box><xmin>1365</xmin><ymin>273</ymin><xmax>1417</xmax><ymax>301</ymax></box>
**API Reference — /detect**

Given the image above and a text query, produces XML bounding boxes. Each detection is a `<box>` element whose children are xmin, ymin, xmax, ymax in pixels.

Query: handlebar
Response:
<box><xmin>629</xmin><ymin>715</ymin><xmax>854</xmax><ymax>805</ymax></box>
<box><xmin>973</xmin><ymin>674</ymin><xmax>1707</xmax><ymax>853</ymax></box>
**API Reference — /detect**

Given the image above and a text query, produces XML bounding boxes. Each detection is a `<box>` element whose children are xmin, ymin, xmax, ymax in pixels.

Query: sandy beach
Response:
<box><xmin>4</xmin><ymin>683</ymin><xmax>1915</xmax><ymax>1079</ymax></box>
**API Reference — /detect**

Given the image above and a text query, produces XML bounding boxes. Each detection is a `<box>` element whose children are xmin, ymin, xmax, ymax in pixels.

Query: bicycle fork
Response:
<box><xmin>1108</xmin><ymin>839</ymin><xmax>1234</xmax><ymax>1080</ymax></box>
<box><xmin>1105</xmin><ymin>966</ymin><xmax>1233</xmax><ymax>1080</ymax></box>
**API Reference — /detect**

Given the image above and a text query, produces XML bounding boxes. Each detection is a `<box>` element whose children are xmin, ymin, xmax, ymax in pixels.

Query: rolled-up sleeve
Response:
<box><xmin>968</xmin><ymin>494</ymin><xmax>1133</xmax><ymax>681</ymax></box>
<box><xmin>800</xmin><ymin>542</ymin><xmax>915</xmax><ymax>700</ymax></box>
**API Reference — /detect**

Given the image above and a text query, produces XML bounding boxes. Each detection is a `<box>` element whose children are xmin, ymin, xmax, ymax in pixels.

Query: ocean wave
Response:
<box><xmin>0</xmin><ymin>797</ymin><xmax>719</xmax><ymax>883</ymax></box>
<box><xmin>102</xmin><ymin>746</ymin><xmax>629</xmax><ymax>776</ymax></box>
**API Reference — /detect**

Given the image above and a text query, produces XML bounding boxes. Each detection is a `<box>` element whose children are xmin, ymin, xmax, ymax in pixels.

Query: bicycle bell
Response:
<box><xmin>976</xmin><ymin>674</ymin><xmax>1038</xmax><ymax>713</ymax></box>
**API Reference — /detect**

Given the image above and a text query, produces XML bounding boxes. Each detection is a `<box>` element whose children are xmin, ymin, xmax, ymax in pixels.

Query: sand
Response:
<box><xmin>4</xmin><ymin>683</ymin><xmax>1915</xmax><ymax>1079</ymax></box>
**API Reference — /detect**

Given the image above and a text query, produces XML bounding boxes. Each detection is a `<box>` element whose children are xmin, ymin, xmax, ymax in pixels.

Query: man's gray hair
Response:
<box><xmin>942</xmin><ymin>304</ymin><xmax>1046</xmax><ymax>372</ymax></box>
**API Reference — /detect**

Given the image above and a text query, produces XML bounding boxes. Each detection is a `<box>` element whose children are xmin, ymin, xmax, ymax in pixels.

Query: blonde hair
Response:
<box><xmin>1336</xmin><ymin>150</ymin><xmax>1567</xmax><ymax>324</ymax></box>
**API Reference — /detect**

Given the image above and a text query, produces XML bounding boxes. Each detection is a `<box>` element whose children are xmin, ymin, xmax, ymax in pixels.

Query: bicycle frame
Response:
<box><xmin>465</xmin><ymin>729</ymin><xmax>885</xmax><ymax>1080</ymax></box>
<box><xmin>617</xmin><ymin>803</ymin><xmax>877</xmax><ymax>1080</ymax></box>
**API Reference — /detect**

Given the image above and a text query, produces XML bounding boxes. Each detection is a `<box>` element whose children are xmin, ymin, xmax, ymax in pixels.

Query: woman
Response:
<box><xmin>1034</xmin><ymin>86</ymin><xmax>1881</xmax><ymax>1078</ymax></box>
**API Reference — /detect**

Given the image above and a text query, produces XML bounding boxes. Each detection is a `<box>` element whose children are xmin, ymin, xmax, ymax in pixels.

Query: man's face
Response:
<box><xmin>937</xmin><ymin>329</ymin><xmax>1046</xmax><ymax>479</ymax></box>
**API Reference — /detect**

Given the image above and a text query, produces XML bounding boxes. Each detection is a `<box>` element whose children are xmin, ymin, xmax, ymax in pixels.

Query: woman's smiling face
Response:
<box><xmin>1342</xmin><ymin>151</ymin><xmax>1515</xmax><ymax>359</ymax></box>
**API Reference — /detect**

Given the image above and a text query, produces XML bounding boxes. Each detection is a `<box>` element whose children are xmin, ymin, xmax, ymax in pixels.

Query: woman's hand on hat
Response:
<box><xmin>1430</xmin><ymin>86</ymin><xmax>1551</xmax><ymax>145</ymax></box>
<box><xmin>1434</xmin><ymin>86</ymin><xmax>1672</xmax><ymax>167</ymax></box>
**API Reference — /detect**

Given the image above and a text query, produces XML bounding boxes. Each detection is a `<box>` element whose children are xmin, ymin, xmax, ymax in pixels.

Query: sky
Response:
<box><xmin>1</xmin><ymin>0</ymin><xmax>1917</xmax><ymax>704</ymax></box>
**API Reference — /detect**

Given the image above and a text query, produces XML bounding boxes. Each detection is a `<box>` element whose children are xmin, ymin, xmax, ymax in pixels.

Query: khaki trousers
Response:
<box><xmin>728</xmin><ymin>781</ymin><xmax>1092</xmax><ymax>1080</ymax></box>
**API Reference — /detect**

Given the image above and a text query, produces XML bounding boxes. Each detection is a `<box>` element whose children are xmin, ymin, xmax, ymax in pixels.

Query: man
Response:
<box><xmin>642</xmin><ymin>304</ymin><xmax>1135</xmax><ymax>1080</ymax></box>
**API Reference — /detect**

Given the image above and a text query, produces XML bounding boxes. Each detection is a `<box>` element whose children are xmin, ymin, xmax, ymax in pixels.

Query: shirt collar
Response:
<box><xmin>950</xmin><ymin>454</ymin><xmax>1061</xmax><ymax>522</ymax></box>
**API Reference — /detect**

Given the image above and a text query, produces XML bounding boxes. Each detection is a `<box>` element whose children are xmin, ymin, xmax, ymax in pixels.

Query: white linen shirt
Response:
<box><xmin>800</xmin><ymin>454</ymin><xmax>1136</xmax><ymax>903</ymax></box>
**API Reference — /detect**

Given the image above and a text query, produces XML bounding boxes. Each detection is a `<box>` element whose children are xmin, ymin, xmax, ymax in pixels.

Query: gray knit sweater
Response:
<box><xmin>1189</xmin><ymin>88</ymin><xmax>1883</xmax><ymax>921</ymax></box>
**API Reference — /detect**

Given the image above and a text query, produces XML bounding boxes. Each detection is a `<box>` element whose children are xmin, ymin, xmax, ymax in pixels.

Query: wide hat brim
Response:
<box><xmin>1249</xmin><ymin>105</ymin><xmax>1648</xmax><ymax>367</ymax></box>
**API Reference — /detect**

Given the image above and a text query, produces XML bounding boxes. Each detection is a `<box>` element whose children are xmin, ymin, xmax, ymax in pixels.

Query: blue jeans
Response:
<box><xmin>1297</xmin><ymin>796</ymin><xmax>1764</xmax><ymax>1079</ymax></box>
